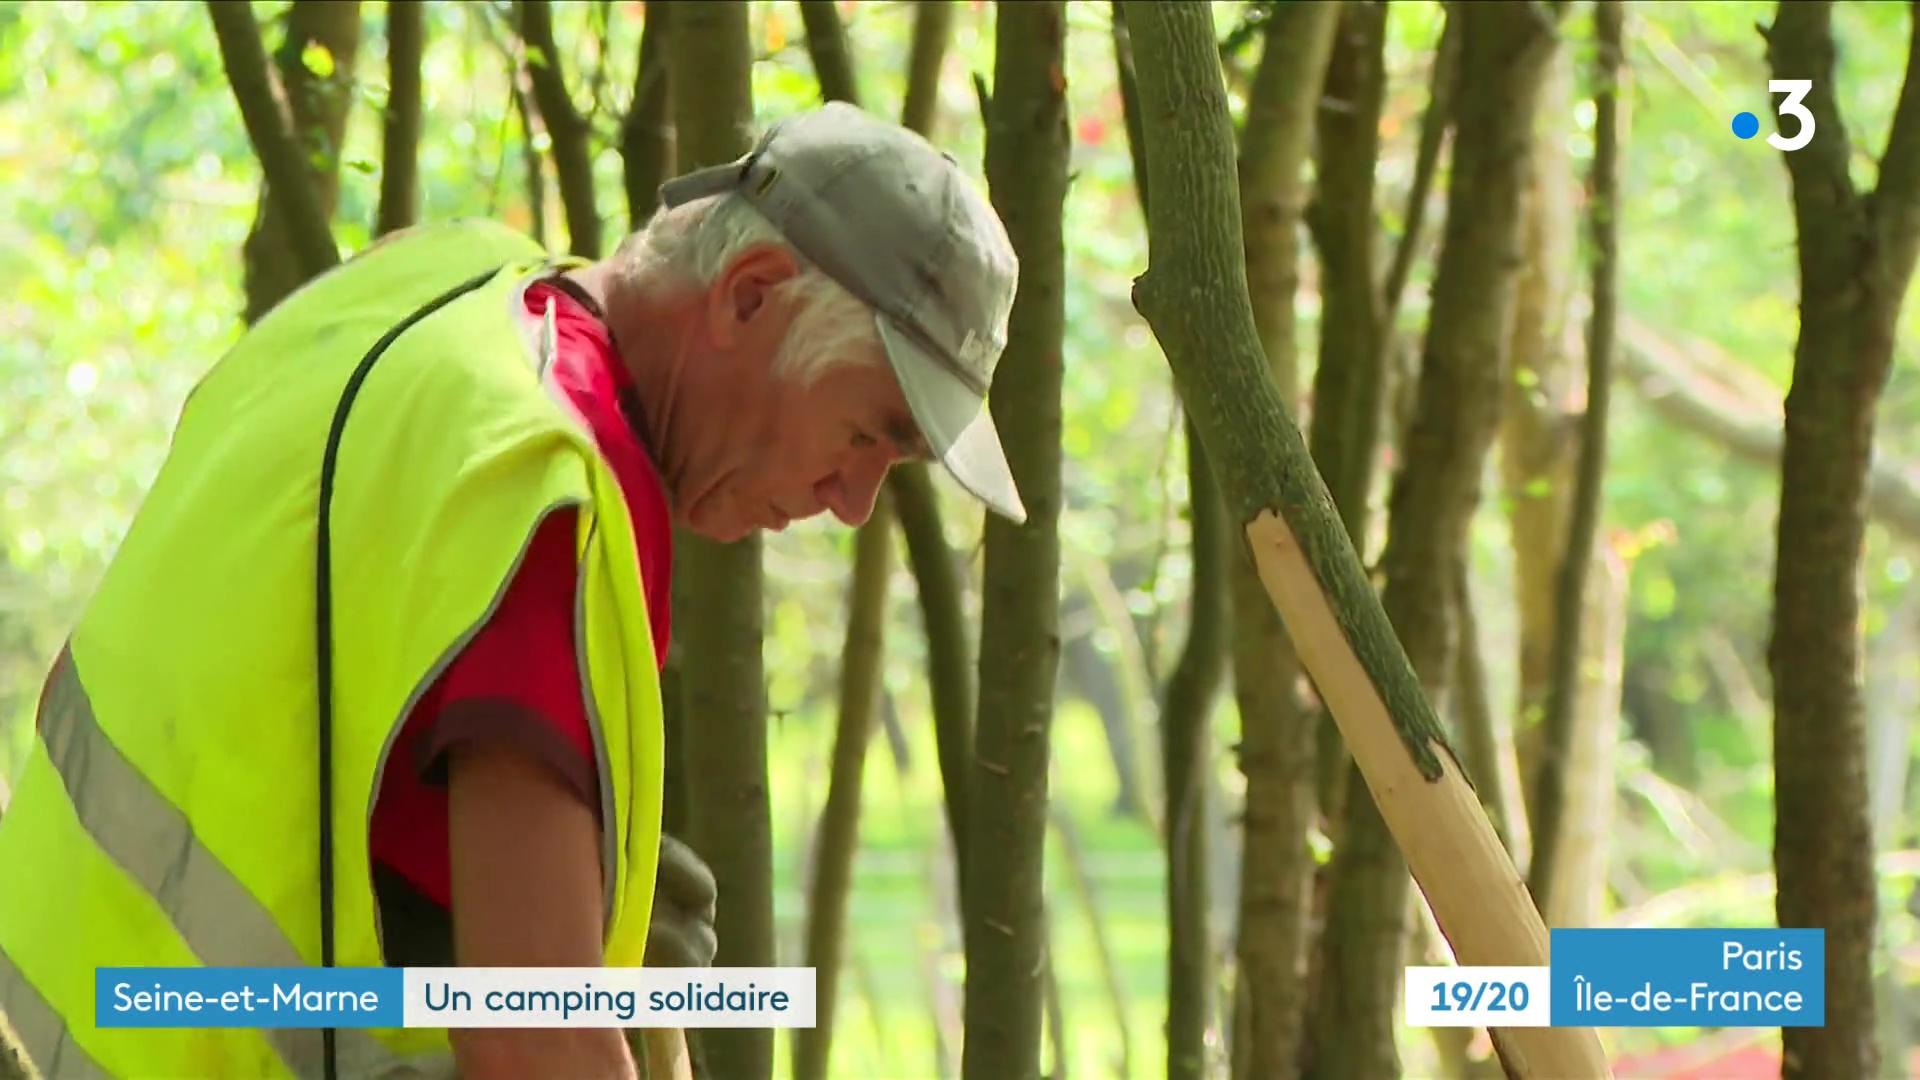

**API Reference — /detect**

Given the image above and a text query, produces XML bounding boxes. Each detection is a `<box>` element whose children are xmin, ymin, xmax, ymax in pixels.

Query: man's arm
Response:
<box><xmin>446</xmin><ymin>738</ymin><xmax>635</xmax><ymax>1080</ymax></box>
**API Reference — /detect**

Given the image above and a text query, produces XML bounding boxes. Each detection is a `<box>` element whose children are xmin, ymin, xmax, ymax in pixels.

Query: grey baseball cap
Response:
<box><xmin>658</xmin><ymin>102</ymin><xmax>1027</xmax><ymax>523</ymax></box>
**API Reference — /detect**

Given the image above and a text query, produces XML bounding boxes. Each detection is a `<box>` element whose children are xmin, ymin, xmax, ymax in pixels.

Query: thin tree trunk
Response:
<box><xmin>1049</xmin><ymin>805</ymin><xmax>1133</xmax><ymax>1080</ymax></box>
<box><xmin>1500</xmin><ymin>40</ymin><xmax>1578</xmax><ymax>807</ymax></box>
<box><xmin>1381</xmin><ymin>9</ymin><xmax>1460</xmax><ymax>328</ymax></box>
<box><xmin>1121</xmin><ymin>3</ymin><xmax>1606</xmax><ymax>1076</ymax></box>
<box><xmin>1163</xmin><ymin>422</ymin><xmax>1230</xmax><ymax>1080</ymax></box>
<box><xmin>901</xmin><ymin>0</ymin><xmax>954</xmax><ymax>139</ymax></box>
<box><xmin>891</xmin><ymin>466</ymin><xmax>975</xmax><ymax>906</ymax></box>
<box><xmin>510</xmin><ymin>55</ymin><xmax>549</xmax><ymax>248</ymax></box>
<box><xmin>961</xmin><ymin>3</ymin><xmax>1067</xmax><ymax>1077</ymax></box>
<box><xmin>1115</xmin><ymin>6</ymin><xmax>1247</xmax><ymax>1074</ymax></box>
<box><xmin>1216</xmin><ymin>4</ymin><xmax>1341</xmax><ymax>1078</ymax></box>
<box><xmin>1528</xmin><ymin>0</ymin><xmax>1621</xmax><ymax>908</ymax></box>
<box><xmin>519</xmin><ymin>0</ymin><xmax>602</xmax><ymax>258</ymax></box>
<box><xmin>207</xmin><ymin>0</ymin><xmax>346</xmax><ymax>316</ymax></box>
<box><xmin>375</xmin><ymin>0</ymin><xmax>423</xmax><ymax>237</ymax></box>
<box><xmin>798</xmin><ymin>0</ymin><xmax>860</xmax><ymax>106</ymax></box>
<box><xmin>622</xmin><ymin>1</ymin><xmax>674</xmax><ymax>229</ymax></box>
<box><xmin>883</xmin><ymin>0</ymin><xmax>970</xmax><ymax>912</ymax></box>
<box><xmin>1452</xmin><ymin>556</ymin><xmax>1522</xmax><ymax>861</ymax></box>
<box><xmin>668</xmin><ymin>7</ymin><xmax>770</xmax><ymax>1080</ymax></box>
<box><xmin>794</xmin><ymin>496</ymin><xmax>893</xmax><ymax>1080</ymax></box>
<box><xmin>1314</xmin><ymin>0</ymin><xmax>1566</xmax><ymax>1074</ymax></box>
<box><xmin>1540</xmin><ymin>544</ymin><xmax>1628</xmax><ymax>929</ymax></box>
<box><xmin>1764</xmin><ymin>3</ymin><xmax>1920</xmax><ymax>1075</ymax></box>
<box><xmin>797</xmin><ymin>0</ymin><xmax>977</xmax><ymax>932</ymax></box>
<box><xmin>1303</xmin><ymin>0</ymin><xmax>1386</xmax><ymax>840</ymax></box>
<box><xmin>1867</xmin><ymin>597</ymin><xmax>1918</xmax><ymax>1073</ymax></box>
<box><xmin>1042</xmin><ymin>908</ymin><xmax>1067</xmax><ymax>1080</ymax></box>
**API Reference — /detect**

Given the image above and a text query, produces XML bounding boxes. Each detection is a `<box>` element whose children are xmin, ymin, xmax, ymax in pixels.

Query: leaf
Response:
<box><xmin>300</xmin><ymin>41</ymin><xmax>335</xmax><ymax>79</ymax></box>
<box><xmin>346</xmin><ymin>158</ymin><xmax>377</xmax><ymax>175</ymax></box>
<box><xmin>525</xmin><ymin>43</ymin><xmax>549</xmax><ymax>71</ymax></box>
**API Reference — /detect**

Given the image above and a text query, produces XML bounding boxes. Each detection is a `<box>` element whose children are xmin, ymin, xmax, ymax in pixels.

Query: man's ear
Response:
<box><xmin>707</xmin><ymin>243</ymin><xmax>801</xmax><ymax>347</ymax></box>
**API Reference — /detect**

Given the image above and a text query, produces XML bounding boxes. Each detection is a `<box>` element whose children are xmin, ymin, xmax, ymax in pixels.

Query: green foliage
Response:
<box><xmin>4</xmin><ymin>0</ymin><xmax>1919</xmax><ymax>1073</ymax></box>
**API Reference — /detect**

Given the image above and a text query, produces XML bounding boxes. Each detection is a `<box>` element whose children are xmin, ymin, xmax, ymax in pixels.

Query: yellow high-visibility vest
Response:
<box><xmin>0</xmin><ymin>221</ymin><xmax>665</xmax><ymax>1079</ymax></box>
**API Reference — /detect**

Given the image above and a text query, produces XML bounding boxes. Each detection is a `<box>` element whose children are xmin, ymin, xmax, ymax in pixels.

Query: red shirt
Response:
<box><xmin>367</xmin><ymin>280</ymin><xmax>673</xmax><ymax>909</ymax></box>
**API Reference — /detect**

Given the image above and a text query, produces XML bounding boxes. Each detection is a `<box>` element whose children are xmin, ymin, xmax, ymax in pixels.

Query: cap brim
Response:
<box><xmin>875</xmin><ymin>314</ymin><xmax>1027</xmax><ymax>524</ymax></box>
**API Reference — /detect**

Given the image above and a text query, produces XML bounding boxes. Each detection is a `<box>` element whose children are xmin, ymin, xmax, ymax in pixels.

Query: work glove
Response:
<box><xmin>645</xmin><ymin>833</ymin><xmax>718</xmax><ymax>968</ymax></box>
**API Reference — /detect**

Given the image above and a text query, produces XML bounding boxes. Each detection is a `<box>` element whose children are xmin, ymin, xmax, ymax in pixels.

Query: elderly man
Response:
<box><xmin>0</xmin><ymin>102</ymin><xmax>1023</xmax><ymax>1080</ymax></box>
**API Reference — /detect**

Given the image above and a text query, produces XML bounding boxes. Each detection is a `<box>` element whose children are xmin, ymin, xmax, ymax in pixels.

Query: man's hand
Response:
<box><xmin>645</xmin><ymin>834</ymin><xmax>717</xmax><ymax>968</ymax></box>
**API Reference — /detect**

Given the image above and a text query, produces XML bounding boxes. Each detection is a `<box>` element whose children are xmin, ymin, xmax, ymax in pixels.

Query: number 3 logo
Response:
<box><xmin>1770</xmin><ymin>79</ymin><xmax>1817</xmax><ymax>152</ymax></box>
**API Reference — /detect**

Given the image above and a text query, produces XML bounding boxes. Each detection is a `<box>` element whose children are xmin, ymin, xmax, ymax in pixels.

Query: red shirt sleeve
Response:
<box><xmin>367</xmin><ymin>508</ymin><xmax>598</xmax><ymax>908</ymax></box>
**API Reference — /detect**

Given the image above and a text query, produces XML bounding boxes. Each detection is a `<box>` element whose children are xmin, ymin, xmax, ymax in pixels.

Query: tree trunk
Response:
<box><xmin>890</xmin><ymin>466</ymin><xmax>976</xmax><ymax>906</ymax></box>
<box><xmin>901</xmin><ymin>0</ymin><xmax>955</xmax><ymax>138</ymax></box>
<box><xmin>374</xmin><ymin>0</ymin><xmax>422</xmax><ymax>237</ymax></box>
<box><xmin>1381</xmin><ymin>8</ymin><xmax>1460</xmax><ymax>328</ymax></box>
<box><xmin>1528</xmin><ymin>0</ymin><xmax>1621</xmax><ymax>908</ymax></box>
<box><xmin>883</xmin><ymin>0</ymin><xmax>972</xmax><ymax>913</ymax></box>
<box><xmin>1452</xmin><ymin>556</ymin><xmax>1523</xmax><ymax>862</ymax></box>
<box><xmin>1115</xmin><ymin>5</ymin><xmax>1253</xmax><ymax>1075</ymax></box>
<box><xmin>798</xmin><ymin>0</ymin><xmax>978</xmax><ymax>931</ymax></box>
<box><xmin>1163</xmin><ymin>423</ymin><xmax>1230</xmax><ymax>1080</ymax></box>
<box><xmin>1764</xmin><ymin>3</ymin><xmax>1920</xmax><ymax>1075</ymax></box>
<box><xmin>961</xmin><ymin>3</ymin><xmax>1067</xmax><ymax>1077</ymax></box>
<box><xmin>519</xmin><ymin>0</ymin><xmax>602</xmax><ymax>258</ymax></box>
<box><xmin>1121</xmin><ymin>3</ymin><xmax>1605</xmax><ymax>1075</ymax></box>
<box><xmin>794</xmin><ymin>496</ymin><xmax>893</xmax><ymax>1080</ymax></box>
<box><xmin>1049</xmin><ymin>805</ymin><xmax>1134</xmax><ymax>1080</ymax></box>
<box><xmin>207</xmin><ymin>0</ymin><xmax>348</xmax><ymax>319</ymax></box>
<box><xmin>1317</xmin><ymin>2</ymin><xmax>1562</xmax><ymax>1074</ymax></box>
<box><xmin>798</xmin><ymin>0</ymin><xmax>860</xmax><ymax>106</ymax></box>
<box><xmin>622</xmin><ymin>2</ymin><xmax>674</xmax><ymax>229</ymax></box>
<box><xmin>1540</xmin><ymin>543</ymin><xmax>1628</xmax><ymax>929</ymax></box>
<box><xmin>1499</xmin><ymin>40</ymin><xmax>1577</xmax><ymax>805</ymax></box>
<box><xmin>1218</xmin><ymin>4</ymin><xmax>1341</xmax><ymax>1078</ymax></box>
<box><xmin>668</xmin><ymin>7</ymin><xmax>770</xmax><ymax>1080</ymax></box>
<box><xmin>1867</xmin><ymin>596</ymin><xmax>1919</xmax><ymax>1073</ymax></box>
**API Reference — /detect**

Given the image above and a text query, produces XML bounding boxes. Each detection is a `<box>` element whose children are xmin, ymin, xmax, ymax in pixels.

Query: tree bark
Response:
<box><xmin>375</xmin><ymin>0</ymin><xmax>423</xmax><ymax>237</ymax></box>
<box><xmin>1381</xmin><ymin>9</ymin><xmax>1460</xmax><ymax>328</ymax></box>
<box><xmin>1303</xmin><ymin>0</ymin><xmax>1386</xmax><ymax>833</ymax></box>
<box><xmin>901</xmin><ymin>0</ymin><xmax>954</xmax><ymax>139</ymax></box>
<box><xmin>622</xmin><ymin>2</ymin><xmax>674</xmax><ymax>229</ymax></box>
<box><xmin>798</xmin><ymin>0</ymin><xmax>860</xmax><ymax>107</ymax></box>
<box><xmin>519</xmin><ymin>0</ymin><xmax>602</xmax><ymax>257</ymax></box>
<box><xmin>884</xmin><ymin>0</ymin><xmax>967</xmax><ymax>906</ymax></box>
<box><xmin>1217</xmin><ymin>4</ymin><xmax>1340</xmax><ymax>1079</ymax></box>
<box><xmin>1316</xmin><ymin>2</ymin><xmax>1564</xmax><ymax>1070</ymax></box>
<box><xmin>1540</xmin><ymin>543</ymin><xmax>1628</xmax><ymax>929</ymax></box>
<box><xmin>890</xmin><ymin>466</ymin><xmax>975</xmax><ymax>907</ymax></box>
<box><xmin>1452</xmin><ymin>556</ymin><xmax>1523</xmax><ymax>861</ymax></box>
<box><xmin>794</xmin><ymin>496</ymin><xmax>893</xmax><ymax>1080</ymax></box>
<box><xmin>799</xmin><ymin>0</ymin><xmax>977</xmax><ymax>929</ymax></box>
<box><xmin>1115</xmin><ymin>7</ymin><xmax>1250</xmax><ymax>1076</ymax></box>
<box><xmin>1764</xmin><ymin>3</ymin><xmax>1920</xmax><ymax>1075</ymax></box>
<box><xmin>1528</xmin><ymin>0</ymin><xmax>1621</xmax><ymax>908</ymax></box>
<box><xmin>1121</xmin><ymin>4</ymin><xmax>1605</xmax><ymax>1076</ymax></box>
<box><xmin>668</xmin><ymin>6</ymin><xmax>770</xmax><ymax>1079</ymax></box>
<box><xmin>207</xmin><ymin>0</ymin><xmax>346</xmax><ymax>318</ymax></box>
<box><xmin>1163</xmin><ymin>422</ymin><xmax>1230</xmax><ymax>1080</ymax></box>
<box><xmin>961</xmin><ymin>3</ymin><xmax>1067</xmax><ymax>1077</ymax></box>
<box><xmin>1499</xmin><ymin>40</ymin><xmax>1577</xmax><ymax>804</ymax></box>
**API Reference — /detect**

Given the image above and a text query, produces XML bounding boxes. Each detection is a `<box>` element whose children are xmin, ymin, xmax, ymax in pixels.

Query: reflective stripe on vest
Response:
<box><xmin>1</xmin><ymin>943</ymin><xmax>108</xmax><ymax>1080</ymax></box>
<box><xmin>0</xmin><ymin>222</ymin><xmax>663</xmax><ymax>1078</ymax></box>
<box><xmin>3</xmin><ymin>650</ymin><xmax>452</xmax><ymax>1080</ymax></box>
